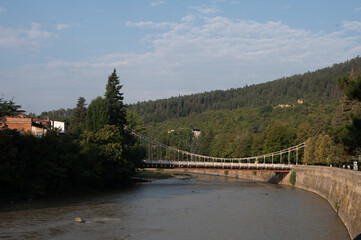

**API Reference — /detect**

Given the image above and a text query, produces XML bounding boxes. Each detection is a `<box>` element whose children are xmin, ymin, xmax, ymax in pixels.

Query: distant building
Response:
<box><xmin>51</xmin><ymin>120</ymin><xmax>66</xmax><ymax>134</ymax></box>
<box><xmin>276</xmin><ymin>104</ymin><xmax>292</xmax><ymax>108</ymax></box>
<box><xmin>192</xmin><ymin>128</ymin><xmax>201</xmax><ymax>138</ymax></box>
<box><xmin>3</xmin><ymin>114</ymin><xmax>51</xmax><ymax>137</ymax></box>
<box><xmin>297</xmin><ymin>99</ymin><xmax>304</xmax><ymax>104</ymax></box>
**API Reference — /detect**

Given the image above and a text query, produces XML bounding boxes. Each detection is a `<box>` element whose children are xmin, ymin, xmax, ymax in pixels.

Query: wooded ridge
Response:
<box><xmin>130</xmin><ymin>56</ymin><xmax>361</xmax><ymax>123</ymax></box>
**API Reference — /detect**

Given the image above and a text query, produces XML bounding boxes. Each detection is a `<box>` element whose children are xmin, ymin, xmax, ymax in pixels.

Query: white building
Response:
<box><xmin>51</xmin><ymin>120</ymin><xmax>66</xmax><ymax>133</ymax></box>
<box><xmin>192</xmin><ymin>128</ymin><xmax>201</xmax><ymax>138</ymax></box>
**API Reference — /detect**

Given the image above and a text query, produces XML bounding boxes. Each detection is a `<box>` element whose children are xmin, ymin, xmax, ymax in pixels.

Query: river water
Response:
<box><xmin>0</xmin><ymin>174</ymin><xmax>349</xmax><ymax>240</ymax></box>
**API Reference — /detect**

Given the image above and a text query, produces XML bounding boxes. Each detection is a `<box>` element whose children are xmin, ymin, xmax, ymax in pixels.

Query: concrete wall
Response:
<box><xmin>184</xmin><ymin>169</ymin><xmax>283</xmax><ymax>183</ymax></box>
<box><xmin>185</xmin><ymin>166</ymin><xmax>361</xmax><ymax>239</ymax></box>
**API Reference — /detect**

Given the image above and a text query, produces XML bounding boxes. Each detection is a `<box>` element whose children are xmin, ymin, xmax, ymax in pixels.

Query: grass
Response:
<box><xmin>334</xmin><ymin>201</ymin><xmax>340</xmax><ymax>212</ymax></box>
<box><xmin>289</xmin><ymin>170</ymin><xmax>296</xmax><ymax>186</ymax></box>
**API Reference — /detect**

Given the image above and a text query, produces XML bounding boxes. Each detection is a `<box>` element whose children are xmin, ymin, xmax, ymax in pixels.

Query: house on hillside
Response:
<box><xmin>192</xmin><ymin>128</ymin><xmax>201</xmax><ymax>138</ymax></box>
<box><xmin>3</xmin><ymin>114</ymin><xmax>51</xmax><ymax>137</ymax></box>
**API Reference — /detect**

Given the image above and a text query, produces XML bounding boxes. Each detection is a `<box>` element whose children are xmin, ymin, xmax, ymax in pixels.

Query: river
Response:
<box><xmin>0</xmin><ymin>174</ymin><xmax>349</xmax><ymax>240</ymax></box>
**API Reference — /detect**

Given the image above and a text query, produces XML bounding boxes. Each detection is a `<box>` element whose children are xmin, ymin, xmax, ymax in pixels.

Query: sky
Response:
<box><xmin>0</xmin><ymin>0</ymin><xmax>361</xmax><ymax>114</ymax></box>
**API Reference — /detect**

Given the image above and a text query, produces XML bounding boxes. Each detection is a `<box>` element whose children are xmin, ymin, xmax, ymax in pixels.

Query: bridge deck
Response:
<box><xmin>141</xmin><ymin>160</ymin><xmax>292</xmax><ymax>172</ymax></box>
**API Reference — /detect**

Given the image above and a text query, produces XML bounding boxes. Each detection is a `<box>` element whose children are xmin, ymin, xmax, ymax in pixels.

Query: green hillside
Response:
<box><xmin>130</xmin><ymin>56</ymin><xmax>361</xmax><ymax>123</ymax></box>
<box><xmin>131</xmin><ymin>57</ymin><xmax>361</xmax><ymax>162</ymax></box>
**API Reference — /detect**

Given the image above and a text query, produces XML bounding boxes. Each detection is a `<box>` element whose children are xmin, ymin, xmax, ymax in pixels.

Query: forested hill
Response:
<box><xmin>130</xmin><ymin>56</ymin><xmax>361</xmax><ymax>123</ymax></box>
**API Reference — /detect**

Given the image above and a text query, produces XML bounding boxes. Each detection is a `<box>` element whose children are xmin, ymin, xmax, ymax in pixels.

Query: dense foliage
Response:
<box><xmin>86</xmin><ymin>96</ymin><xmax>110</xmax><ymax>132</ymax></box>
<box><xmin>133</xmin><ymin>57</ymin><xmax>361</xmax><ymax>166</ymax></box>
<box><xmin>130</xmin><ymin>57</ymin><xmax>361</xmax><ymax>123</ymax></box>
<box><xmin>0</xmin><ymin>70</ymin><xmax>145</xmax><ymax>200</ymax></box>
<box><xmin>35</xmin><ymin>108</ymin><xmax>74</xmax><ymax>123</ymax></box>
<box><xmin>144</xmin><ymin>101</ymin><xmax>337</xmax><ymax>159</ymax></box>
<box><xmin>0</xmin><ymin>98</ymin><xmax>24</xmax><ymax>117</ymax></box>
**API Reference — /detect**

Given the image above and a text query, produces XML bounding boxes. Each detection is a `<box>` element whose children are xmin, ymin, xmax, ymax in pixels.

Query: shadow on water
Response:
<box><xmin>0</xmin><ymin>174</ymin><xmax>270</xmax><ymax>214</ymax></box>
<box><xmin>0</xmin><ymin>186</ymin><xmax>139</xmax><ymax>214</ymax></box>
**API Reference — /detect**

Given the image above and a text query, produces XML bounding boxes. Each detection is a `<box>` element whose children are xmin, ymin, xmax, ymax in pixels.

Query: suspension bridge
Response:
<box><xmin>125</xmin><ymin>126</ymin><xmax>305</xmax><ymax>172</ymax></box>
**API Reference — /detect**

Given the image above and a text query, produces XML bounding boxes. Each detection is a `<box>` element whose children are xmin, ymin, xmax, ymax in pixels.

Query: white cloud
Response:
<box><xmin>191</xmin><ymin>6</ymin><xmax>219</xmax><ymax>15</ymax></box>
<box><xmin>181</xmin><ymin>15</ymin><xmax>195</xmax><ymax>22</ymax></box>
<box><xmin>354</xmin><ymin>7</ymin><xmax>361</xmax><ymax>12</ymax></box>
<box><xmin>150</xmin><ymin>1</ymin><xmax>164</xmax><ymax>7</ymax></box>
<box><xmin>126</xmin><ymin>21</ymin><xmax>176</xmax><ymax>29</ymax></box>
<box><xmin>56</xmin><ymin>23</ymin><xmax>71</xmax><ymax>30</ymax></box>
<box><xmin>0</xmin><ymin>23</ymin><xmax>52</xmax><ymax>51</ymax></box>
<box><xmin>0</xmin><ymin>6</ymin><xmax>6</xmax><ymax>12</ymax></box>
<box><xmin>2</xmin><ymin>15</ymin><xmax>361</xmax><ymax>113</ymax></box>
<box><xmin>342</xmin><ymin>21</ymin><xmax>361</xmax><ymax>32</ymax></box>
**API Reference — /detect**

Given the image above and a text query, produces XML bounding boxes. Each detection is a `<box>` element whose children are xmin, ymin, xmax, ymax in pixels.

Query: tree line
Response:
<box><xmin>129</xmin><ymin>56</ymin><xmax>361</xmax><ymax>123</ymax></box>
<box><xmin>0</xmin><ymin>69</ymin><xmax>145</xmax><ymax>200</ymax></box>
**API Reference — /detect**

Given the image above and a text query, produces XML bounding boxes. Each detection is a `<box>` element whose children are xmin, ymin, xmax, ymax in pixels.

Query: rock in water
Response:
<box><xmin>74</xmin><ymin>217</ymin><xmax>84</xmax><ymax>223</ymax></box>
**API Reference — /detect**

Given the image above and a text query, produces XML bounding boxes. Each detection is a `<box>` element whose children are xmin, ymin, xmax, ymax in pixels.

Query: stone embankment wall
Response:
<box><xmin>184</xmin><ymin>169</ymin><xmax>280</xmax><ymax>182</ymax></box>
<box><xmin>184</xmin><ymin>166</ymin><xmax>361</xmax><ymax>239</ymax></box>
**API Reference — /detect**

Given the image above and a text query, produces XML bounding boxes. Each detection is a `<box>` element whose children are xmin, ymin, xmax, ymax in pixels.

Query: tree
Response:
<box><xmin>304</xmin><ymin>134</ymin><xmax>335</xmax><ymax>165</ymax></box>
<box><xmin>126</xmin><ymin>110</ymin><xmax>144</xmax><ymax>132</ymax></box>
<box><xmin>303</xmin><ymin>137</ymin><xmax>316</xmax><ymax>164</ymax></box>
<box><xmin>198</xmin><ymin>130</ymin><xmax>215</xmax><ymax>156</ymax></box>
<box><xmin>337</xmin><ymin>70</ymin><xmax>361</xmax><ymax>101</ymax></box>
<box><xmin>0</xmin><ymin>98</ymin><xmax>24</xmax><ymax>118</ymax></box>
<box><xmin>296</xmin><ymin>122</ymin><xmax>316</xmax><ymax>143</ymax></box>
<box><xmin>86</xmin><ymin>97</ymin><xmax>110</xmax><ymax>132</ymax></box>
<box><xmin>105</xmin><ymin>69</ymin><xmax>126</xmax><ymax>127</ymax></box>
<box><xmin>233</xmin><ymin>131</ymin><xmax>253</xmax><ymax>158</ymax></box>
<box><xmin>263</xmin><ymin>120</ymin><xmax>296</xmax><ymax>153</ymax></box>
<box><xmin>69</xmin><ymin>97</ymin><xmax>87</xmax><ymax>135</ymax></box>
<box><xmin>80</xmin><ymin>125</ymin><xmax>136</xmax><ymax>187</ymax></box>
<box><xmin>314</xmin><ymin>135</ymin><xmax>334</xmax><ymax>165</ymax></box>
<box><xmin>335</xmin><ymin>71</ymin><xmax>361</xmax><ymax>155</ymax></box>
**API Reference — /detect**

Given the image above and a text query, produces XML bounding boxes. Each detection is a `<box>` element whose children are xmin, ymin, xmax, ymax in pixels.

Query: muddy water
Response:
<box><xmin>0</xmin><ymin>175</ymin><xmax>349</xmax><ymax>240</ymax></box>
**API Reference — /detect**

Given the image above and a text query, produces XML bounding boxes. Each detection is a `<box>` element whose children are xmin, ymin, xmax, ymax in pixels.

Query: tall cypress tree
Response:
<box><xmin>69</xmin><ymin>97</ymin><xmax>87</xmax><ymax>135</ymax></box>
<box><xmin>104</xmin><ymin>69</ymin><xmax>126</xmax><ymax>127</ymax></box>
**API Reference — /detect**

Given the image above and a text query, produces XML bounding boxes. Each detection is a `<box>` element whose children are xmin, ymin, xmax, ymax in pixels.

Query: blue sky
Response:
<box><xmin>0</xmin><ymin>0</ymin><xmax>361</xmax><ymax>114</ymax></box>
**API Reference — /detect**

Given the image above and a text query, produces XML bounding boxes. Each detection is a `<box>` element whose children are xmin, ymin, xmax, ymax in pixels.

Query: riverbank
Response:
<box><xmin>171</xmin><ymin>166</ymin><xmax>360</xmax><ymax>240</ymax></box>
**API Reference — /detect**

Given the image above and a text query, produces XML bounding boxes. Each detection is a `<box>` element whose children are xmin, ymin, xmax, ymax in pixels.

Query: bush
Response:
<box><xmin>289</xmin><ymin>170</ymin><xmax>296</xmax><ymax>186</ymax></box>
